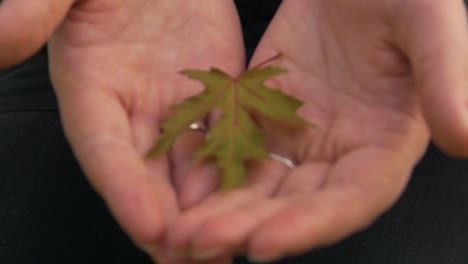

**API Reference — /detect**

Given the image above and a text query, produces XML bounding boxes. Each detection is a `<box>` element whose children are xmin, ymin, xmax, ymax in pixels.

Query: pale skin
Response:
<box><xmin>0</xmin><ymin>0</ymin><xmax>243</xmax><ymax>263</ymax></box>
<box><xmin>163</xmin><ymin>0</ymin><xmax>468</xmax><ymax>263</ymax></box>
<box><xmin>1</xmin><ymin>0</ymin><xmax>468</xmax><ymax>264</ymax></box>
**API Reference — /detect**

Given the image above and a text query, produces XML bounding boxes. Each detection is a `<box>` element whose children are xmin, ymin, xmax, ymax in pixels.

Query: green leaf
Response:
<box><xmin>145</xmin><ymin>68</ymin><xmax>230</xmax><ymax>157</ymax></box>
<box><xmin>146</xmin><ymin>65</ymin><xmax>309</xmax><ymax>190</ymax></box>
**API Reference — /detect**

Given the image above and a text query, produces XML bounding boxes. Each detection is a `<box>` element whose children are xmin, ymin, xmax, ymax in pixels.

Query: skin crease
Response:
<box><xmin>1</xmin><ymin>0</ymin><xmax>243</xmax><ymax>264</ymax></box>
<box><xmin>1</xmin><ymin>0</ymin><xmax>468</xmax><ymax>264</ymax></box>
<box><xmin>164</xmin><ymin>0</ymin><xmax>468</xmax><ymax>263</ymax></box>
<box><xmin>49</xmin><ymin>1</ymin><xmax>246</xmax><ymax>264</ymax></box>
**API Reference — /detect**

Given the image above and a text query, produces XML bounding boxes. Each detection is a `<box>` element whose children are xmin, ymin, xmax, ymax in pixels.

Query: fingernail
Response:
<box><xmin>190</xmin><ymin>247</ymin><xmax>225</xmax><ymax>261</ymax></box>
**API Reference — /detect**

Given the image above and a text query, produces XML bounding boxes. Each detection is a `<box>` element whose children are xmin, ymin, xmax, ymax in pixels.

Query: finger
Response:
<box><xmin>168</xmin><ymin>159</ymin><xmax>289</xmax><ymax>261</ymax></box>
<box><xmin>170</xmin><ymin>129</ymin><xmax>208</xmax><ymax>189</ymax></box>
<box><xmin>246</xmin><ymin>147</ymin><xmax>415</xmax><ymax>262</ymax></box>
<box><xmin>165</xmin><ymin>158</ymin><xmax>290</xmax><ymax>262</ymax></box>
<box><xmin>199</xmin><ymin>257</ymin><xmax>233</xmax><ymax>264</ymax></box>
<box><xmin>187</xmin><ymin>162</ymin><xmax>326</xmax><ymax>259</ymax></box>
<box><xmin>173</xmin><ymin>115</ymin><xmax>223</xmax><ymax>209</ymax></box>
<box><xmin>175</xmin><ymin>130</ymin><xmax>291</xmax><ymax>210</ymax></box>
<box><xmin>274</xmin><ymin>162</ymin><xmax>330</xmax><ymax>196</ymax></box>
<box><xmin>173</xmin><ymin>67</ymin><xmax>246</xmax><ymax>209</ymax></box>
<box><xmin>166</xmin><ymin>190</ymin><xmax>259</xmax><ymax>257</ymax></box>
<box><xmin>130</xmin><ymin>115</ymin><xmax>160</xmax><ymax>155</ymax></box>
<box><xmin>175</xmin><ymin>106</ymin><xmax>237</xmax><ymax>209</ymax></box>
<box><xmin>244</xmin><ymin>158</ymin><xmax>291</xmax><ymax>196</ymax></box>
<box><xmin>178</xmin><ymin>156</ymin><xmax>292</xmax><ymax>210</ymax></box>
<box><xmin>154</xmin><ymin>246</ymin><xmax>234</xmax><ymax>264</ymax></box>
<box><xmin>189</xmin><ymin>198</ymin><xmax>287</xmax><ymax>261</ymax></box>
<box><xmin>131</xmin><ymin>113</ymin><xmax>181</xmax><ymax>222</ymax></box>
<box><xmin>169</xmin><ymin>120</ymin><xmax>218</xmax><ymax>208</ymax></box>
<box><xmin>0</xmin><ymin>0</ymin><xmax>74</xmax><ymax>68</ymax></box>
<box><xmin>55</xmin><ymin>87</ymin><xmax>166</xmax><ymax>251</ymax></box>
<box><xmin>393</xmin><ymin>0</ymin><xmax>468</xmax><ymax>157</ymax></box>
<box><xmin>160</xmin><ymin>252</ymin><xmax>234</xmax><ymax>264</ymax></box>
<box><xmin>177</xmin><ymin>161</ymin><xmax>221</xmax><ymax>210</ymax></box>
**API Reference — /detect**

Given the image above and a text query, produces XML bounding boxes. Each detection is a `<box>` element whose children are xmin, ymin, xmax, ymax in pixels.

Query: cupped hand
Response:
<box><xmin>1</xmin><ymin>0</ymin><xmax>244</xmax><ymax>263</ymax></box>
<box><xmin>164</xmin><ymin>0</ymin><xmax>468</xmax><ymax>262</ymax></box>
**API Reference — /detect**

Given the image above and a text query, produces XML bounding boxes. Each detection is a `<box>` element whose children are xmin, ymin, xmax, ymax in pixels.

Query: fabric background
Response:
<box><xmin>0</xmin><ymin>1</ymin><xmax>467</xmax><ymax>263</ymax></box>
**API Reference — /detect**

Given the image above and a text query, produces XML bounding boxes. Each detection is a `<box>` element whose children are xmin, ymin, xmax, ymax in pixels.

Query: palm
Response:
<box><xmin>51</xmin><ymin>0</ymin><xmax>243</xmax><ymax>113</ymax></box>
<box><xmin>47</xmin><ymin>0</ymin><xmax>244</xmax><ymax>261</ymax></box>
<box><xmin>164</xmin><ymin>0</ymin><xmax>446</xmax><ymax>262</ymax></box>
<box><xmin>251</xmin><ymin>0</ymin><xmax>431</xmax><ymax>189</ymax></box>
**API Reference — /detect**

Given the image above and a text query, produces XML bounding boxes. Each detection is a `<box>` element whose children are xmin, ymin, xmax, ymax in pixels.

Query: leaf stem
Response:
<box><xmin>252</xmin><ymin>52</ymin><xmax>282</xmax><ymax>69</ymax></box>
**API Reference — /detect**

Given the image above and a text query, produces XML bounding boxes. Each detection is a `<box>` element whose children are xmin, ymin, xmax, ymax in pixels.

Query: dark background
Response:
<box><xmin>0</xmin><ymin>1</ymin><xmax>467</xmax><ymax>263</ymax></box>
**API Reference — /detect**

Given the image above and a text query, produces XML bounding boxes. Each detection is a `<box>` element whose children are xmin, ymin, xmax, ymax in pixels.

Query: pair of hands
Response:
<box><xmin>2</xmin><ymin>0</ymin><xmax>468</xmax><ymax>263</ymax></box>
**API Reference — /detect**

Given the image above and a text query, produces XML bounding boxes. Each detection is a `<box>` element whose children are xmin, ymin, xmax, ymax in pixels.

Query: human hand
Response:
<box><xmin>1</xmin><ymin>0</ymin><xmax>244</xmax><ymax>263</ymax></box>
<box><xmin>164</xmin><ymin>0</ymin><xmax>468</xmax><ymax>262</ymax></box>
<box><xmin>0</xmin><ymin>0</ymin><xmax>74</xmax><ymax>67</ymax></box>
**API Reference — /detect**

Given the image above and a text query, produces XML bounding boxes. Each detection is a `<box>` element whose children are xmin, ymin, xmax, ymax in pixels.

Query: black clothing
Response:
<box><xmin>0</xmin><ymin>49</ymin><xmax>56</xmax><ymax>113</ymax></box>
<box><xmin>1</xmin><ymin>1</ymin><xmax>468</xmax><ymax>263</ymax></box>
<box><xmin>0</xmin><ymin>112</ymin><xmax>149</xmax><ymax>263</ymax></box>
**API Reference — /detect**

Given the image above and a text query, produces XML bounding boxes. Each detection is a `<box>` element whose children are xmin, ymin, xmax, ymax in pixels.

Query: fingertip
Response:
<box><xmin>392</xmin><ymin>0</ymin><xmax>468</xmax><ymax>158</ymax></box>
<box><xmin>431</xmin><ymin>125</ymin><xmax>468</xmax><ymax>159</ymax></box>
<box><xmin>0</xmin><ymin>0</ymin><xmax>73</xmax><ymax>68</ymax></box>
<box><xmin>0</xmin><ymin>37</ymin><xmax>38</xmax><ymax>69</ymax></box>
<box><xmin>421</xmin><ymin>90</ymin><xmax>468</xmax><ymax>158</ymax></box>
<box><xmin>0</xmin><ymin>21</ymin><xmax>44</xmax><ymax>68</ymax></box>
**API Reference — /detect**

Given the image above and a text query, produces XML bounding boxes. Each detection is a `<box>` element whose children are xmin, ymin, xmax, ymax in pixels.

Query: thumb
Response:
<box><xmin>55</xmin><ymin>85</ymin><xmax>167</xmax><ymax>251</ymax></box>
<box><xmin>394</xmin><ymin>0</ymin><xmax>468</xmax><ymax>157</ymax></box>
<box><xmin>0</xmin><ymin>0</ymin><xmax>74</xmax><ymax>68</ymax></box>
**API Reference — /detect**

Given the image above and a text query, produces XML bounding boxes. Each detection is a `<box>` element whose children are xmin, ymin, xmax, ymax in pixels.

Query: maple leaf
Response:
<box><xmin>146</xmin><ymin>64</ymin><xmax>308</xmax><ymax>190</ymax></box>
